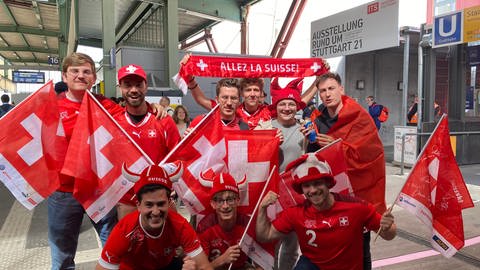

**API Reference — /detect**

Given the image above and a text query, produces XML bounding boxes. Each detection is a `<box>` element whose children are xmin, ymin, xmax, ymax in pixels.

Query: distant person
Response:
<box><xmin>365</xmin><ymin>96</ymin><xmax>382</xmax><ymax>130</ymax></box>
<box><xmin>160</xmin><ymin>96</ymin><xmax>175</xmax><ymax>116</ymax></box>
<box><xmin>173</xmin><ymin>105</ymin><xmax>191</xmax><ymax>138</ymax></box>
<box><xmin>407</xmin><ymin>95</ymin><xmax>418</xmax><ymax>126</ymax></box>
<box><xmin>54</xmin><ymin>81</ymin><xmax>68</xmax><ymax>94</ymax></box>
<box><xmin>259</xmin><ymin>90</ymin><xmax>269</xmax><ymax>105</ymax></box>
<box><xmin>0</xmin><ymin>94</ymin><xmax>13</xmax><ymax>117</ymax></box>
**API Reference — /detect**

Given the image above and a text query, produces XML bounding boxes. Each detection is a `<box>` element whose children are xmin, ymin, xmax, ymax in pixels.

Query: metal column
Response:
<box><xmin>401</xmin><ymin>30</ymin><xmax>410</xmax><ymax>126</ymax></box>
<box><xmin>102</xmin><ymin>0</ymin><xmax>116</xmax><ymax>98</ymax></box>
<box><xmin>166</xmin><ymin>0</ymin><xmax>179</xmax><ymax>88</ymax></box>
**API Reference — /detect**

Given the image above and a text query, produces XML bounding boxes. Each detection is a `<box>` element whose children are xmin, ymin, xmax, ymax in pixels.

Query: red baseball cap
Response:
<box><xmin>286</xmin><ymin>153</ymin><xmax>335</xmax><ymax>194</ymax></box>
<box><xmin>118</xmin><ymin>64</ymin><xmax>147</xmax><ymax>82</ymax></box>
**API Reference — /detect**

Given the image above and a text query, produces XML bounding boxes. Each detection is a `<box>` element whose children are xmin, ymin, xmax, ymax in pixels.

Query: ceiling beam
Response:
<box><xmin>115</xmin><ymin>1</ymin><xmax>152</xmax><ymax>44</ymax></box>
<box><xmin>78</xmin><ymin>37</ymin><xmax>102</xmax><ymax>48</ymax></box>
<box><xmin>0</xmin><ymin>25</ymin><xmax>59</xmax><ymax>37</ymax></box>
<box><xmin>0</xmin><ymin>64</ymin><xmax>59</xmax><ymax>71</ymax></box>
<box><xmin>178</xmin><ymin>0</ymin><xmax>241</xmax><ymax>22</ymax></box>
<box><xmin>0</xmin><ymin>46</ymin><xmax>58</xmax><ymax>54</ymax></box>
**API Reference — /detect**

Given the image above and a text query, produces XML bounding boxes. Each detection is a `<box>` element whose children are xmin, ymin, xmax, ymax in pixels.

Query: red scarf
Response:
<box><xmin>173</xmin><ymin>55</ymin><xmax>329</xmax><ymax>93</ymax></box>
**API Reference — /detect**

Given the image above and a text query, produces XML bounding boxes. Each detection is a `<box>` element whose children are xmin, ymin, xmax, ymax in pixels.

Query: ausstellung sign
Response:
<box><xmin>310</xmin><ymin>0</ymin><xmax>399</xmax><ymax>58</ymax></box>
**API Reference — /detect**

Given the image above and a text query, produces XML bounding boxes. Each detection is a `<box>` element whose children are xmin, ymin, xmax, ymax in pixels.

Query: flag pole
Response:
<box><xmin>227</xmin><ymin>165</ymin><xmax>277</xmax><ymax>270</ymax></box>
<box><xmin>84</xmin><ymin>91</ymin><xmax>154</xmax><ymax>165</ymax></box>
<box><xmin>159</xmin><ymin>104</ymin><xmax>220</xmax><ymax>165</ymax></box>
<box><xmin>373</xmin><ymin>114</ymin><xmax>447</xmax><ymax>242</ymax></box>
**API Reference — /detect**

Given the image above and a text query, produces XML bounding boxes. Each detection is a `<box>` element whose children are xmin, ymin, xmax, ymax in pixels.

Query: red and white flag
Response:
<box><xmin>395</xmin><ymin>115</ymin><xmax>473</xmax><ymax>257</ymax></box>
<box><xmin>173</xmin><ymin>55</ymin><xmax>329</xmax><ymax>94</ymax></box>
<box><xmin>0</xmin><ymin>81</ymin><xmax>67</xmax><ymax>209</ymax></box>
<box><xmin>61</xmin><ymin>91</ymin><xmax>150</xmax><ymax>222</ymax></box>
<box><xmin>278</xmin><ymin>139</ymin><xmax>352</xmax><ymax>209</ymax></box>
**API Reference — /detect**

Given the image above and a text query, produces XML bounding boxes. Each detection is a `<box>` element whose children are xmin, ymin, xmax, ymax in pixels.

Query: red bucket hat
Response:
<box><xmin>199</xmin><ymin>170</ymin><xmax>247</xmax><ymax>199</ymax></box>
<box><xmin>286</xmin><ymin>153</ymin><xmax>335</xmax><ymax>194</ymax></box>
<box><xmin>122</xmin><ymin>161</ymin><xmax>183</xmax><ymax>194</ymax></box>
<box><xmin>269</xmin><ymin>77</ymin><xmax>306</xmax><ymax>112</ymax></box>
<box><xmin>118</xmin><ymin>64</ymin><xmax>147</xmax><ymax>82</ymax></box>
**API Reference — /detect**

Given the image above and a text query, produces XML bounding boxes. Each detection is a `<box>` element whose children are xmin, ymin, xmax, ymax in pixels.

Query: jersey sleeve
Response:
<box><xmin>179</xmin><ymin>218</ymin><xmax>203</xmax><ymax>257</ymax></box>
<box><xmin>363</xmin><ymin>203</ymin><xmax>382</xmax><ymax>232</ymax></box>
<box><xmin>210</xmin><ymin>99</ymin><xmax>217</xmax><ymax>108</ymax></box>
<box><xmin>271</xmin><ymin>207</ymin><xmax>296</xmax><ymax>234</ymax></box>
<box><xmin>98</xmin><ymin>222</ymin><xmax>131</xmax><ymax>269</ymax></box>
<box><xmin>96</xmin><ymin>95</ymin><xmax>124</xmax><ymax>117</ymax></box>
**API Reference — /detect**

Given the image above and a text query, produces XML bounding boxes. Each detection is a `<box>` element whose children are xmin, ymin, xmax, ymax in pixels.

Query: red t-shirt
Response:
<box><xmin>210</xmin><ymin>99</ymin><xmax>271</xmax><ymax>130</ymax></box>
<box><xmin>197</xmin><ymin>213</ymin><xmax>250</xmax><ymax>269</ymax></box>
<box><xmin>159</xmin><ymin>115</ymin><xmax>181</xmax><ymax>151</ymax></box>
<box><xmin>272</xmin><ymin>194</ymin><xmax>381</xmax><ymax>270</ymax></box>
<box><xmin>98</xmin><ymin>211</ymin><xmax>203</xmax><ymax>270</ymax></box>
<box><xmin>56</xmin><ymin>93</ymin><xmax>123</xmax><ymax>192</ymax></box>
<box><xmin>115</xmin><ymin>112</ymin><xmax>180</xmax><ymax>205</ymax></box>
<box><xmin>190</xmin><ymin>114</ymin><xmax>244</xmax><ymax>131</ymax></box>
<box><xmin>236</xmin><ymin>103</ymin><xmax>271</xmax><ymax>130</ymax></box>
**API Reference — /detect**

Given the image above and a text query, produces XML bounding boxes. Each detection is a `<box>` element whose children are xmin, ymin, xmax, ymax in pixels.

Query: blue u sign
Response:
<box><xmin>434</xmin><ymin>11</ymin><xmax>463</xmax><ymax>47</ymax></box>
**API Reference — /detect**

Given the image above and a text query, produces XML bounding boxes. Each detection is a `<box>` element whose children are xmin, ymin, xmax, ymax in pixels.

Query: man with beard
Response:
<box><xmin>115</xmin><ymin>64</ymin><xmax>181</xmax><ymax>219</ymax></box>
<box><xmin>302</xmin><ymin>72</ymin><xmax>386</xmax><ymax>270</ymax></box>
<box><xmin>255</xmin><ymin>154</ymin><xmax>396</xmax><ymax>270</ymax></box>
<box><xmin>96</xmin><ymin>163</ymin><xmax>212</xmax><ymax>270</ymax></box>
<box><xmin>196</xmin><ymin>172</ymin><xmax>259</xmax><ymax>270</ymax></box>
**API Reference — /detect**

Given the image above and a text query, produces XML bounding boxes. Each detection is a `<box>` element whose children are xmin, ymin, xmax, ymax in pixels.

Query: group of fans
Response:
<box><xmin>34</xmin><ymin>52</ymin><xmax>397</xmax><ymax>270</ymax></box>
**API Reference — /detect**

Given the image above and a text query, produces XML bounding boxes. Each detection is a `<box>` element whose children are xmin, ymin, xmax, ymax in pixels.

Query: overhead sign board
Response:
<box><xmin>12</xmin><ymin>71</ymin><xmax>45</xmax><ymax>84</ymax></box>
<box><xmin>310</xmin><ymin>0</ymin><xmax>399</xmax><ymax>58</ymax></box>
<box><xmin>433</xmin><ymin>10</ymin><xmax>463</xmax><ymax>48</ymax></box>
<box><xmin>48</xmin><ymin>56</ymin><xmax>60</xmax><ymax>65</ymax></box>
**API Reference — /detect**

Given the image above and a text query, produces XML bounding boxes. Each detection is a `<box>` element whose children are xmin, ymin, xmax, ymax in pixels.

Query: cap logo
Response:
<box><xmin>288</xmin><ymin>94</ymin><xmax>294</xmax><ymax>98</ymax></box>
<box><xmin>126</xmin><ymin>65</ymin><xmax>137</xmax><ymax>73</ymax></box>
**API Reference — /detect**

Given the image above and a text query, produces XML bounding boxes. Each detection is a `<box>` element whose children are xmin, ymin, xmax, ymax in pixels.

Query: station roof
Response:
<box><xmin>0</xmin><ymin>0</ymin><xmax>261</xmax><ymax>70</ymax></box>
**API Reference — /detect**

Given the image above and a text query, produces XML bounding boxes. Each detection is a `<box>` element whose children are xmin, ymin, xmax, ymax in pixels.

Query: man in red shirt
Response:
<box><xmin>255</xmin><ymin>153</ymin><xmax>396</xmax><ymax>270</ymax></box>
<box><xmin>96</xmin><ymin>162</ymin><xmax>212</xmax><ymax>270</ymax></box>
<box><xmin>115</xmin><ymin>64</ymin><xmax>181</xmax><ymax>219</ymax></box>
<box><xmin>196</xmin><ymin>172</ymin><xmax>257</xmax><ymax>270</ymax></box>
<box><xmin>189</xmin><ymin>78</ymin><xmax>250</xmax><ymax>131</ymax></box>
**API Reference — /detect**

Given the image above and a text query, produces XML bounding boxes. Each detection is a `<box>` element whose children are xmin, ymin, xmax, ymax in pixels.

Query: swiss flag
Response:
<box><xmin>0</xmin><ymin>81</ymin><xmax>67</xmax><ymax>209</ymax></box>
<box><xmin>395</xmin><ymin>115</ymin><xmax>474</xmax><ymax>257</ymax></box>
<box><xmin>278</xmin><ymin>139</ymin><xmax>352</xmax><ymax>209</ymax></box>
<box><xmin>61</xmin><ymin>91</ymin><xmax>150</xmax><ymax>222</ymax></box>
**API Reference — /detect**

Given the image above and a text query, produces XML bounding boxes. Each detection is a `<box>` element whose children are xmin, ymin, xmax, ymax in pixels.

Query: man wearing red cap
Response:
<box><xmin>115</xmin><ymin>64</ymin><xmax>181</xmax><ymax>219</ymax></box>
<box><xmin>255</xmin><ymin>154</ymin><xmax>396</xmax><ymax>270</ymax></box>
<box><xmin>196</xmin><ymin>172</ymin><xmax>257</xmax><ymax>270</ymax></box>
<box><xmin>96</xmin><ymin>163</ymin><xmax>212</xmax><ymax>270</ymax></box>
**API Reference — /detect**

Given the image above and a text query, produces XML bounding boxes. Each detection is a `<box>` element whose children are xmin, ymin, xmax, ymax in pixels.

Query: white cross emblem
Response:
<box><xmin>196</xmin><ymin>59</ymin><xmax>208</xmax><ymax>71</ymax></box>
<box><xmin>148</xmin><ymin>129</ymin><xmax>156</xmax><ymax>138</ymax></box>
<box><xmin>339</xmin><ymin>216</ymin><xmax>349</xmax><ymax>226</ymax></box>
<box><xmin>310</xmin><ymin>62</ymin><xmax>321</xmax><ymax>73</ymax></box>
<box><xmin>126</xmin><ymin>65</ymin><xmax>137</xmax><ymax>73</ymax></box>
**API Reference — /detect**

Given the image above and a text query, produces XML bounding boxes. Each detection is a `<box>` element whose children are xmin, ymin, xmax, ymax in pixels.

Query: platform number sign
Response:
<box><xmin>48</xmin><ymin>56</ymin><xmax>60</xmax><ymax>65</ymax></box>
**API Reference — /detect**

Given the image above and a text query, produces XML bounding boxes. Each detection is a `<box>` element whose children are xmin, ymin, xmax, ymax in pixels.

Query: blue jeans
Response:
<box><xmin>294</xmin><ymin>255</ymin><xmax>320</xmax><ymax>270</ymax></box>
<box><xmin>48</xmin><ymin>191</ymin><xmax>117</xmax><ymax>270</ymax></box>
<box><xmin>363</xmin><ymin>231</ymin><xmax>372</xmax><ymax>270</ymax></box>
